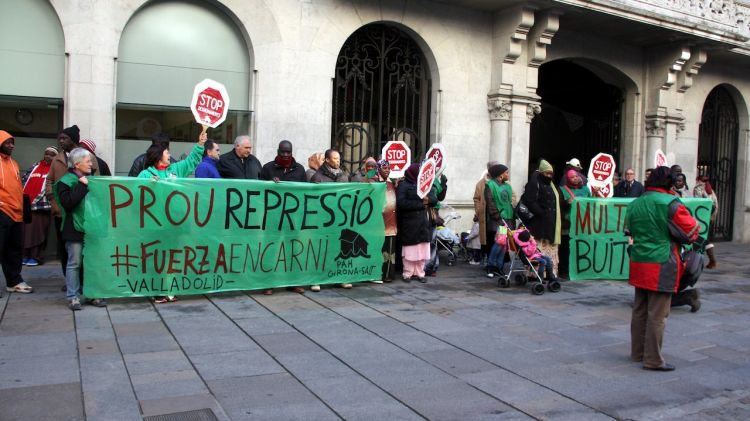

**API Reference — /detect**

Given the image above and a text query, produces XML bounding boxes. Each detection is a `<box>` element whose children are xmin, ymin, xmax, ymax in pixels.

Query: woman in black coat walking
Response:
<box><xmin>397</xmin><ymin>163</ymin><xmax>437</xmax><ymax>283</ymax></box>
<box><xmin>520</xmin><ymin>159</ymin><xmax>568</xmax><ymax>276</ymax></box>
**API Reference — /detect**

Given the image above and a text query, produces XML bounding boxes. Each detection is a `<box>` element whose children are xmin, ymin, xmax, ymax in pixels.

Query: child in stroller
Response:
<box><xmin>510</xmin><ymin>227</ymin><xmax>562</xmax><ymax>294</ymax></box>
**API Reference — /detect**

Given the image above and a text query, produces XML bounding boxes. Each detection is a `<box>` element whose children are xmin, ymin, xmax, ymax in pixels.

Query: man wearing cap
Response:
<box><xmin>0</xmin><ymin>130</ymin><xmax>34</xmax><ymax>293</ymax></box>
<box><xmin>484</xmin><ymin>164</ymin><xmax>514</xmax><ymax>277</ymax></box>
<box><xmin>45</xmin><ymin>125</ymin><xmax>98</xmax><ymax>277</ymax></box>
<box><xmin>80</xmin><ymin>138</ymin><xmax>111</xmax><ymax>176</ymax></box>
<box><xmin>558</xmin><ymin>157</ymin><xmax>587</xmax><ymax>187</ymax></box>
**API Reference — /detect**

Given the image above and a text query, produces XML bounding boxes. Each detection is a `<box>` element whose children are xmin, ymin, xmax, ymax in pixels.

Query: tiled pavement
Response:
<box><xmin>1</xmin><ymin>243</ymin><xmax>749</xmax><ymax>420</ymax></box>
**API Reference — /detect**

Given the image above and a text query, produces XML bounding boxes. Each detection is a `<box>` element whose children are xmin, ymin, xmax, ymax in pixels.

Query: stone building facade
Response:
<box><xmin>1</xmin><ymin>0</ymin><xmax>749</xmax><ymax>241</ymax></box>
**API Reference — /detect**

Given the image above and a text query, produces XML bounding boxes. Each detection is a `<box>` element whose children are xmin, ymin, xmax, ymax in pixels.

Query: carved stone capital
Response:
<box><xmin>526</xmin><ymin>103</ymin><xmax>542</xmax><ymax>123</ymax></box>
<box><xmin>488</xmin><ymin>98</ymin><xmax>512</xmax><ymax>121</ymax></box>
<box><xmin>645</xmin><ymin>117</ymin><xmax>666</xmax><ymax>137</ymax></box>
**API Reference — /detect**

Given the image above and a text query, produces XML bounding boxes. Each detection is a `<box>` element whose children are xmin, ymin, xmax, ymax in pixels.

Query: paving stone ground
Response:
<box><xmin>1</xmin><ymin>243</ymin><xmax>749</xmax><ymax>420</ymax></box>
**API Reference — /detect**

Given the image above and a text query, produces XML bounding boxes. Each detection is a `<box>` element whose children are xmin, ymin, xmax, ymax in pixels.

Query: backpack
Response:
<box><xmin>678</xmin><ymin>249</ymin><xmax>704</xmax><ymax>291</ymax></box>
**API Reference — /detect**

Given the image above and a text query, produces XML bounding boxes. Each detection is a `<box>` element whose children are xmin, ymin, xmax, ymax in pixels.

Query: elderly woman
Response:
<box><xmin>138</xmin><ymin>132</ymin><xmax>206</xmax><ymax>303</ymax></box>
<box><xmin>22</xmin><ymin>146</ymin><xmax>58</xmax><ymax>266</ymax></box>
<box><xmin>559</xmin><ymin>169</ymin><xmax>591</xmax><ymax>278</ymax></box>
<box><xmin>55</xmin><ymin>148</ymin><xmax>105</xmax><ymax>310</ymax></box>
<box><xmin>396</xmin><ymin>163</ymin><xmax>437</xmax><ymax>283</ymax></box>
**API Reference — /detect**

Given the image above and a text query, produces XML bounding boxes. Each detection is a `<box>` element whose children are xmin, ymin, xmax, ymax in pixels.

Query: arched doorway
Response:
<box><xmin>331</xmin><ymin>23</ymin><xmax>432</xmax><ymax>173</ymax></box>
<box><xmin>698</xmin><ymin>86</ymin><xmax>739</xmax><ymax>241</ymax></box>
<box><xmin>116</xmin><ymin>0</ymin><xmax>252</xmax><ymax>174</ymax></box>
<box><xmin>530</xmin><ymin>60</ymin><xmax>623</xmax><ymax>178</ymax></box>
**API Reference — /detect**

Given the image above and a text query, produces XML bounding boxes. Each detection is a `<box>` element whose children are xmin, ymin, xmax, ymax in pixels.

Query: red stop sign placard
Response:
<box><xmin>587</xmin><ymin>152</ymin><xmax>616</xmax><ymax>187</ymax></box>
<box><xmin>190</xmin><ymin>79</ymin><xmax>230</xmax><ymax>128</ymax></box>
<box><xmin>655</xmin><ymin>149</ymin><xmax>668</xmax><ymax>168</ymax></box>
<box><xmin>417</xmin><ymin>158</ymin><xmax>437</xmax><ymax>199</ymax></box>
<box><xmin>425</xmin><ymin>143</ymin><xmax>446</xmax><ymax>175</ymax></box>
<box><xmin>381</xmin><ymin>140</ymin><xmax>411</xmax><ymax>178</ymax></box>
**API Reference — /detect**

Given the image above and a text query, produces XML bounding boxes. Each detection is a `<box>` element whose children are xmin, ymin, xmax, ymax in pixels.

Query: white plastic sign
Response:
<box><xmin>655</xmin><ymin>149</ymin><xmax>668</xmax><ymax>168</ymax></box>
<box><xmin>190</xmin><ymin>79</ymin><xmax>230</xmax><ymax>128</ymax></box>
<box><xmin>417</xmin><ymin>158</ymin><xmax>437</xmax><ymax>199</ymax></box>
<box><xmin>425</xmin><ymin>143</ymin><xmax>446</xmax><ymax>176</ymax></box>
<box><xmin>381</xmin><ymin>140</ymin><xmax>411</xmax><ymax>178</ymax></box>
<box><xmin>587</xmin><ymin>152</ymin><xmax>616</xmax><ymax>188</ymax></box>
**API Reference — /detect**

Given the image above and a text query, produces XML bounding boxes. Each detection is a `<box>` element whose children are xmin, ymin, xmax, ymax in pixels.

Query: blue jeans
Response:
<box><xmin>487</xmin><ymin>243</ymin><xmax>506</xmax><ymax>273</ymax></box>
<box><xmin>65</xmin><ymin>241</ymin><xmax>83</xmax><ymax>300</ymax></box>
<box><xmin>535</xmin><ymin>255</ymin><xmax>554</xmax><ymax>278</ymax></box>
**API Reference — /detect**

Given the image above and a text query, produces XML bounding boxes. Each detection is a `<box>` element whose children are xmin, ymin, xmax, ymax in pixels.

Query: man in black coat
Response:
<box><xmin>217</xmin><ymin>135</ymin><xmax>262</xmax><ymax>179</ymax></box>
<box><xmin>614</xmin><ymin>168</ymin><xmax>644</xmax><ymax>197</ymax></box>
<box><xmin>260</xmin><ymin>140</ymin><xmax>306</xmax><ymax>182</ymax></box>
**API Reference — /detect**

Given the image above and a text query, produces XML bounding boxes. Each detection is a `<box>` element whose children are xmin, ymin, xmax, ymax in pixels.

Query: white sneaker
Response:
<box><xmin>310</xmin><ymin>285</ymin><xmax>321</xmax><ymax>292</ymax></box>
<box><xmin>486</xmin><ymin>272</ymin><xmax>495</xmax><ymax>278</ymax></box>
<box><xmin>469</xmin><ymin>261</ymin><xmax>480</xmax><ymax>266</ymax></box>
<box><xmin>370</xmin><ymin>280</ymin><xmax>384</xmax><ymax>284</ymax></box>
<box><xmin>341</xmin><ymin>283</ymin><xmax>352</xmax><ymax>289</ymax></box>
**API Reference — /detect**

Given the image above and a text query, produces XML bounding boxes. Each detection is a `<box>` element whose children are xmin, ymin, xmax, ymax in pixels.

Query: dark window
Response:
<box><xmin>0</xmin><ymin>95</ymin><xmax>63</xmax><ymax>138</ymax></box>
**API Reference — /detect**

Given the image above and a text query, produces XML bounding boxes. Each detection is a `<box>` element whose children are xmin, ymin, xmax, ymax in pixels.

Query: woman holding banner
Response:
<box><xmin>559</xmin><ymin>169</ymin><xmax>591</xmax><ymax>278</ymax></box>
<box><xmin>138</xmin><ymin>131</ymin><xmax>207</xmax><ymax>303</ymax></box>
<box><xmin>396</xmin><ymin>163</ymin><xmax>437</xmax><ymax>283</ymax></box>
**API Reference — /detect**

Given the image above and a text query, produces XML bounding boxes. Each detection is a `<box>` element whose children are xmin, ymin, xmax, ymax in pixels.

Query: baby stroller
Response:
<box><xmin>496</xmin><ymin>220</ymin><xmax>561</xmax><ymax>295</ymax></box>
<box><xmin>435</xmin><ymin>207</ymin><xmax>469</xmax><ymax>266</ymax></box>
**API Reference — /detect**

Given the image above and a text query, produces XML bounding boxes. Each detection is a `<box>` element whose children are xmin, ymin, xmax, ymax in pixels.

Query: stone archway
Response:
<box><xmin>331</xmin><ymin>23</ymin><xmax>432</xmax><ymax>173</ymax></box>
<box><xmin>530</xmin><ymin>60</ymin><xmax>624</xmax><ymax>177</ymax></box>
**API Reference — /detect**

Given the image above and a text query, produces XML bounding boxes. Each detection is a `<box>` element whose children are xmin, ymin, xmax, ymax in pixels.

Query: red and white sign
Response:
<box><xmin>655</xmin><ymin>149</ymin><xmax>668</xmax><ymax>168</ymax></box>
<box><xmin>417</xmin><ymin>158</ymin><xmax>437</xmax><ymax>199</ymax></box>
<box><xmin>425</xmin><ymin>143</ymin><xmax>447</xmax><ymax>176</ymax></box>
<box><xmin>592</xmin><ymin>182</ymin><xmax>613</xmax><ymax>198</ymax></box>
<box><xmin>381</xmin><ymin>140</ymin><xmax>411</xmax><ymax>178</ymax></box>
<box><xmin>587</xmin><ymin>153</ymin><xmax>616</xmax><ymax>188</ymax></box>
<box><xmin>190</xmin><ymin>79</ymin><xmax>230</xmax><ymax>128</ymax></box>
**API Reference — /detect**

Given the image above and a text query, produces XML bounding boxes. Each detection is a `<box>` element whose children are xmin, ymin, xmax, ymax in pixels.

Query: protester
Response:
<box><xmin>139</xmin><ymin>132</ymin><xmax>207</xmax><ymax>302</ymax></box>
<box><xmin>311</xmin><ymin>149</ymin><xmax>349</xmax><ymax>183</ymax></box>
<box><xmin>466</xmin><ymin>215</ymin><xmax>481</xmax><ymax>265</ymax></box>
<box><xmin>217</xmin><ymin>135</ymin><xmax>262</xmax><ymax>179</ymax></box>
<box><xmin>46</xmin><ymin>125</ymin><xmax>98</xmax><ymax>280</ymax></box>
<box><xmin>306</xmin><ymin>152</ymin><xmax>324</xmax><ymax>182</ymax></box>
<box><xmin>626</xmin><ymin>166</ymin><xmax>699</xmax><ymax>371</ymax></box>
<box><xmin>558</xmin><ymin>157</ymin><xmax>587</xmax><ymax>187</ymax></box>
<box><xmin>55</xmin><ymin>148</ymin><xmax>107</xmax><ymax>309</ymax></box>
<box><xmin>362</xmin><ymin>158</ymin><xmax>397</xmax><ymax>283</ymax></box>
<box><xmin>310</xmin><ymin>149</ymin><xmax>351</xmax><ymax>290</ymax></box>
<box><xmin>424</xmin><ymin>173</ymin><xmax>447</xmax><ymax>277</ymax></box>
<box><xmin>128</xmin><ymin>132</ymin><xmax>175</xmax><ymax>177</ymax></box>
<box><xmin>79</xmin><ymin>138</ymin><xmax>111</xmax><ymax>176</ymax></box>
<box><xmin>22</xmin><ymin>147</ymin><xmax>58</xmax><ymax>266</ymax></box>
<box><xmin>0</xmin><ymin>131</ymin><xmax>33</xmax><ymax>294</ymax></box>
<box><xmin>472</xmin><ymin>161</ymin><xmax>499</xmax><ymax>266</ymax></box>
<box><xmin>350</xmin><ymin>157</ymin><xmax>378</xmax><ymax>182</ymax></box>
<box><xmin>194</xmin><ymin>140</ymin><xmax>221</xmax><ymax>178</ymax></box>
<box><xmin>260</xmin><ymin>140</ymin><xmax>307</xmax><ymax>294</ymax></box>
<box><xmin>484</xmin><ymin>164</ymin><xmax>513</xmax><ymax>278</ymax></box>
<box><xmin>260</xmin><ymin>140</ymin><xmax>306</xmax><ymax>183</ymax></box>
<box><xmin>397</xmin><ymin>163</ymin><xmax>437</xmax><ymax>283</ymax></box>
<box><xmin>614</xmin><ymin>168</ymin><xmax>644</xmax><ymax>197</ymax></box>
<box><xmin>694</xmin><ymin>175</ymin><xmax>718</xmax><ymax>268</ymax></box>
<box><xmin>520</xmin><ymin>159</ymin><xmax>567</xmax><ymax>275</ymax></box>
<box><xmin>645</xmin><ymin>168</ymin><xmax>653</xmax><ymax>181</ymax></box>
<box><xmin>559</xmin><ymin>168</ymin><xmax>591</xmax><ymax>278</ymax></box>
<box><xmin>671</xmin><ymin>173</ymin><xmax>692</xmax><ymax>198</ymax></box>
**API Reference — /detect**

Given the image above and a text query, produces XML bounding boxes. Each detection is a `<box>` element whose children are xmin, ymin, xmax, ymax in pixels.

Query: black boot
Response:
<box><xmin>689</xmin><ymin>289</ymin><xmax>701</xmax><ymax>313</ymax></box>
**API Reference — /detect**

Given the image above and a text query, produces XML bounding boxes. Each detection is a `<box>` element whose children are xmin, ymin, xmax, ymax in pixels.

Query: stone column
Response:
<box><xmin>487</xmin><ymin>97</ymin><xmax>512</xmax><ymax>163</ymax></box>
<box><xmin>644</xmin><ymin>116</ymin><xmax>665</xmax><ymax>169</ymax></box>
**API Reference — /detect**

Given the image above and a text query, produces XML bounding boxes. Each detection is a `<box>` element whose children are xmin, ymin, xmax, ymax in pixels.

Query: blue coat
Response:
<box><xmin>195</xmin><ymin>156</ymin><xmax>221</xmax><ymax>179</ymax></box>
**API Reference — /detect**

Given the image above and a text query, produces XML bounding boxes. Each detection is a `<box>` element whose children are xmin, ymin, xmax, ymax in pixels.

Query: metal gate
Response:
<box><xmin>698</xmin><ymin>86</ymin><xmax>739</xmax><ymax>241</ymax></box>
<box><xmin>332</xmin><ymin>24</ymin><xmax>431</xmax><ymax>173</ymax></box>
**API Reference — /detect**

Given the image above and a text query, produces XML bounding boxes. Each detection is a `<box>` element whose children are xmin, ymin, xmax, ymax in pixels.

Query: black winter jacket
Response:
<box><xmin>614</xmin><ymin>180</ymin><xmax>644</xmax><ymax>198</ymax></box>
<box><xmin>396</xmin><ymin>180</ymin><xmax>437</xmax><ymax>246</ymax></box>
<box><xmin>521</xmin><ymin>172</ymin><xmax>568</xmax><ymax>242</ymax></box>
<box><xmin>311</xmin><ymin>165</ymin><xmax>349</xmax><ymax>183</ymax></box>
<box><xmin>260</xmin><ymin>160</ymin><xmax>306</xmax><ymax>182</ymax></box>
<box><xmin>217</xmin><ymin>151</ymin><xmax>262</xmax><ymax>179</ymax></box>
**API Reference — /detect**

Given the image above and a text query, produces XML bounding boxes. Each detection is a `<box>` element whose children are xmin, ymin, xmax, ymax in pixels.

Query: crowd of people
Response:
<box><xmin>0</xmin><ymin>127</ymin><xmax>718</xmax><ymax>371</ymax></box>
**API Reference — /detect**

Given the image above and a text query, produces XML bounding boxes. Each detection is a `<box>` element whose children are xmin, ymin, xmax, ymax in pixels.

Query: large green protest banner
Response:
<box><xmin>569</xmin><ymin>197</ymin><xmax>712</xmax><ymax>281</ymax></box>
<box><xmin>82</xmin><ymin>178</ymin><xmax>385</xmax><ymax>298</ymax></box>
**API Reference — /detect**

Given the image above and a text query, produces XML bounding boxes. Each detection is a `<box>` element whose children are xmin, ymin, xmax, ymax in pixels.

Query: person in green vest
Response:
<box><xmin>55</xmin><ymin>148</ymin><xmax>105</xmax><ymax>310</ymax></box>
<box><xmin>137</xmin><ymin>132</ymin><xmax>207</xmax><ymax>180</ymax></box>
<box><xmin>484</xmin><ymin>164</ymin><xmax>513</xmax><ymax>277</ymax></box>
<box><xmin>626</xmin><ymin>166</ymin><xmax>699</xmax><ymax>371</ymax></box>
<box><xmin>137</xmin><ymin>131</ymin><xmax>206</xmax><ymax>303</ymax></box>
<box><xmin>559</xmin><ymin>169</ymin><xmax>591</xmax><ymax>279</ymax></box>
<box><xmin>424</xmin><ymin>172</ymin><xmax>448</xmax><ymax>276</ymax></box>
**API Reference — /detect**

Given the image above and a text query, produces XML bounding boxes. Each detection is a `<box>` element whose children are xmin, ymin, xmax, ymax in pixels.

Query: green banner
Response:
<box><xmin>82</xmin><ymin>178</ymin><xmax>385</xmax><ymax>298</ymax></box>
<box><xmin>569</xmin><ymin>197</ymin><xmax>712</xmax><ymax>281</ymax></box>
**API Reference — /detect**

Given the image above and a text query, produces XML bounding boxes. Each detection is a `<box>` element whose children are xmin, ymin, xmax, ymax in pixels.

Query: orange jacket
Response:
<box><xmin>0</xmin><ymin>131</ymin><xmax>23</xmax><ymax>222</ymax></box>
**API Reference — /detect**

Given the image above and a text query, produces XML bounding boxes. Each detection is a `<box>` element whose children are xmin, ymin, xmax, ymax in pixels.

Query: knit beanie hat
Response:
<box><xmin>538</xmin><ymin>159</ymin><xmax>553</xmax><ymax>173</ymax></box>
<box><xmin>80</xmin><ymin>138</ymin><xmax>96</xmax><ymax>153</ymax></box>
<box><xmin>62</xmin><ymin>125</ymin><xmax>80</xmax><ymax>144</ymax></box>
<box><xmin>518</xmin><ymin>229</ymin><xmax>531</xmax><ymax>242</ymax></box>
<box><xmin>488</xmin><ymin>164</ymin><xmax>508</xmax><ymax>178</ymax></box>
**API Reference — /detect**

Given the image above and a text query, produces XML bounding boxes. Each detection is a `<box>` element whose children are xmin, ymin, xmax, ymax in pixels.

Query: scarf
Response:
<box><xmin>23</xmin><ymin>160</ymin><xmax>51</xmax><ymax>201</ymax></box>
<box><xmin>275</xmin><ymin>155</ymin><xmax>293</xmax><ymax>169</ymax></box>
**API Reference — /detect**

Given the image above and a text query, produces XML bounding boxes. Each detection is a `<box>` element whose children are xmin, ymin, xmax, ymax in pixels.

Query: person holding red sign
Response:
<box><xmin>396</xmin><ymin>163</ymin><xmax>437</xmax><ymax>283</ymax></box>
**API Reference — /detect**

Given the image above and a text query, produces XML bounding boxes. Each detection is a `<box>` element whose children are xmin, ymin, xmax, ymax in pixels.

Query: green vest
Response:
<box><xmin>626</xmin><ymin>191</ymin><xmax>678</xmax><ymax>264</ymax></box>
<box><xmin>54</xmin><ymin>172</ymin><xmax>86</xmax><ymax>233</ymax></box>
<box><xmin>486</xmin><ymin>180</ymin><xmax>513</xmax><ymax>220</ymax></box>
